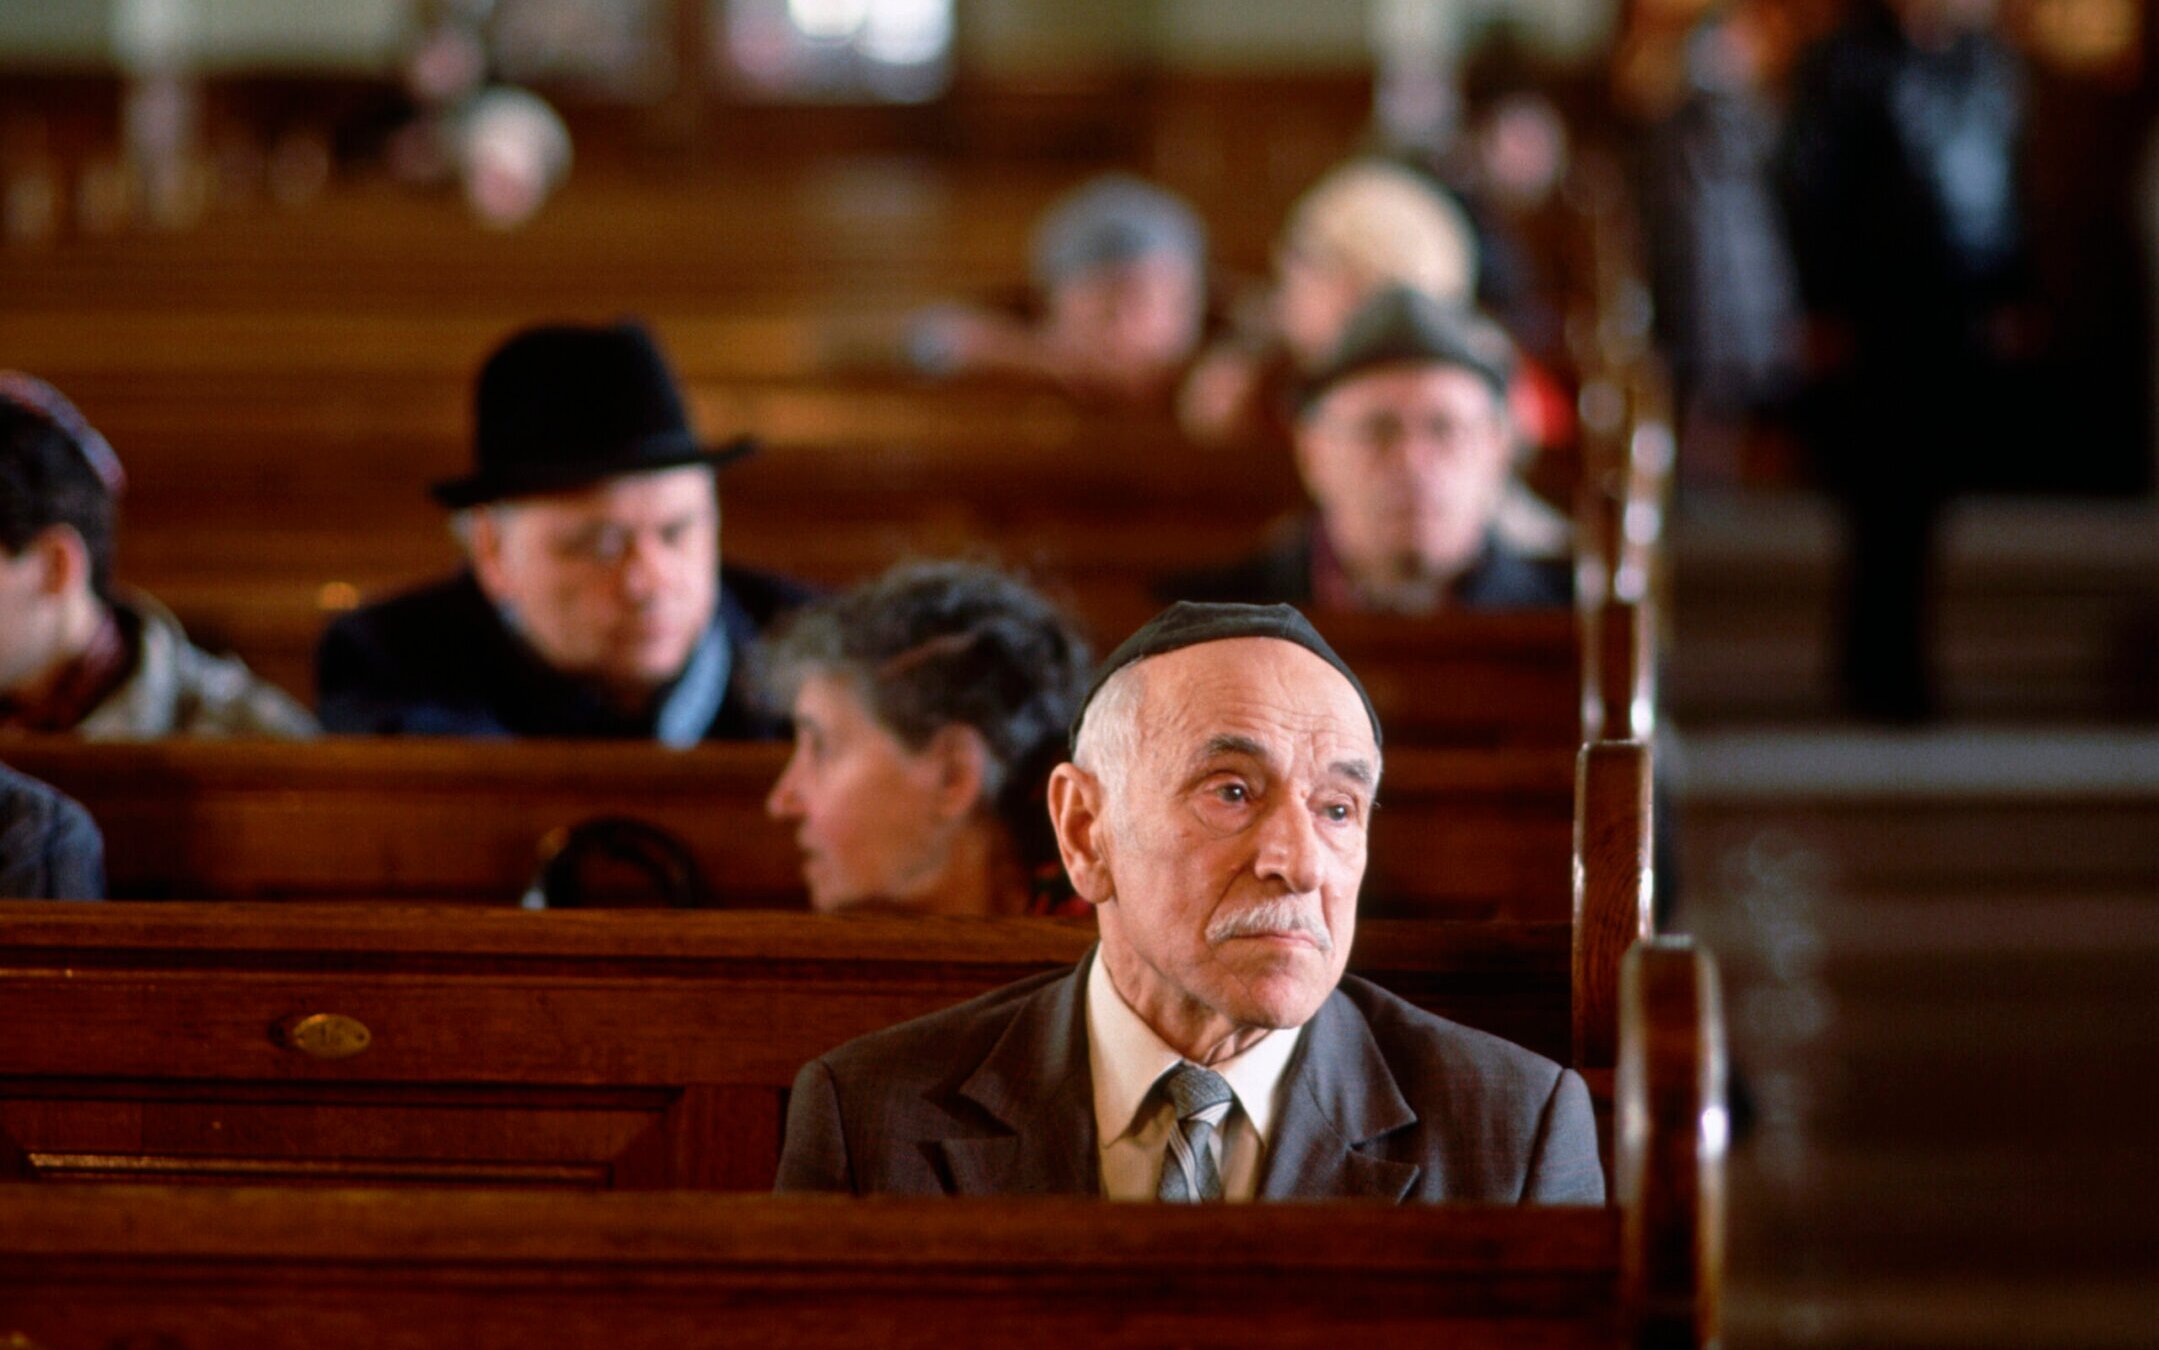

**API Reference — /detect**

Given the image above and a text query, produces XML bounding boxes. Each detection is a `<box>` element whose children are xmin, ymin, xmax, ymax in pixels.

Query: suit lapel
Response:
<box><xmin>935</xmin><ymin>956</ymin><xmax>1099</xmax><ymax>1196</ymax></box>
<box><xmin>1258</xmin><ymin>989</ymin><xmax>1422</xmax><ymax>1201</ymax></box>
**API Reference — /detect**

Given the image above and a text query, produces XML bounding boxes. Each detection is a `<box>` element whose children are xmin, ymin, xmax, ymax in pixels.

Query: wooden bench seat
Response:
<box><xmin>0</xmin><ymin>908</ymin><xmax>1636</xmax><ymax>1189</ymax></box>
<box><xmin>0</xmin><ymin>938</ymin><xmax>1722</xmax><ymax>1348</ymax></box>
<box><xmin>0</xmin><ymin>737</ymin><xmax>1650</xmax><ymax>919</ymax></box>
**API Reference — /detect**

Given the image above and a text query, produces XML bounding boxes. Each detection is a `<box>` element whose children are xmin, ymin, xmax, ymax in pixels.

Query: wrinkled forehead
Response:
<box><xmin>1134</xmin><ymin>637</ymin><xmax>1380</xmax><ymax>768</ymax></box>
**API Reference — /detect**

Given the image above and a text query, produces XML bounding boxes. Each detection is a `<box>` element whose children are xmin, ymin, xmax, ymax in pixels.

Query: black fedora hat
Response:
<box><xmin>431</xmin><ymin>320</ymin><xmax>754</xmax><ymax>510</ymax></box>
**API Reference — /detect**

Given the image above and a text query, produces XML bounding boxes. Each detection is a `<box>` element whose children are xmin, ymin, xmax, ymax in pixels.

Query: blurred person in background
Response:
<box><xmin>0</xmin><ymin>761</ymin><xmax>104</xmax><ymax>900</ymax></box>
<box><xmin>381</xmin><ymin>0</ymin><xmax>572</xmax><ymax>230</ymax></box>
<box><xmin>1167</xmin><ymin>287</ymin><xmax>1567</xmax><ymax>613</ymax></box>
<box><xmin>317</xmin><ymin>322</ymin><xmax>808</xmax><ymax>741</ymax></box>
<box><xmin>1179</xmin><ymin>157</ymin><xmax>1480</xmax><ymax>451</ymax></box>
<box><xmin>0</xmin><ymin>374</ymin><xmax>316</xmax><ymax>739</ymax></box>
<box><xmin>1639</xmin><ymin>0</ymin><xmax>1803</xmax><ymax>491</ymax></box>
<box><xmin>904</xmin><ymin>174</ymin><xmax>1211</xmax><ymax>406</ymax></box>
<box><xmin>1181</xmin><ymin>156</ymin><xmax>1570</xmax><ymax>560</ymax></box>
<box><xmin>760</xmin><ymin>560</ymin><xmax>1093</xmax><ymax>917</ymax></box>
<box><xmin>1779</xmin><ymin>0</ymin><xmax>2033</xmax><ymax>721</ymax></box>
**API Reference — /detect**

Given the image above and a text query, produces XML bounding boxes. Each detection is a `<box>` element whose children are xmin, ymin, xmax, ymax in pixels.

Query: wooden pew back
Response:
<box><xmin>0</xmin><ymin>940</ymin><xmax>1723</xmax><ymax>1348</ymax></box>
<box><xmin>0</xmin><ymin>737</ymin><xmax>1595</xmax><ymax>919</ymax></box>
<box><xmin>0</xmin><ymin>1192</ymin><xmax>1625</xmax><ymax>1348</ymax></box>
<box><xmin>0</xmin><ymin>909</ymin><xmax>1573</xmax><ymax>1190</ymax></box>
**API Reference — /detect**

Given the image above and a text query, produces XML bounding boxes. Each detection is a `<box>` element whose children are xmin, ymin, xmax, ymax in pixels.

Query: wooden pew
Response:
<box><xmin>0</xmin><ymin>737</ymin><xmax>1653</xmax><ymax>921</ymax></box>
<box><xmin>0</xmin><ymin>939</ymin><xmax>1723</xmax><ymax>1349</ymax></box>
<box><xmin>0</xmin><ymin>908</ymin><xmax>1639</xmax><ymax>1190</ymax></box>
<box><xmin>136</xmin><ymin>574</ymin><xmax>1620</xmax><ymax>750</ymax></box>
<box><xmin>115</xmin><ymin>593</ymin><xmax>1627</xmax><ymax>762</ymax></box>
<box><xmin>0</xmin><ymin>1194</ymin><xmax>1629</xmax><ymax>1348</ymax></box>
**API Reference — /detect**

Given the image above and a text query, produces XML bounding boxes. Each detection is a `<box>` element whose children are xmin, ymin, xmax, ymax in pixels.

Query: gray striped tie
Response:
<box><xmin>1155</xmin><ymin>1062</ymin><xmax>1234</xmax><ymax>1203</ymax></box>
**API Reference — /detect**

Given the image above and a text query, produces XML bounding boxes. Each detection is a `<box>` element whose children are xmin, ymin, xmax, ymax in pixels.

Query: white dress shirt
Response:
<box><xmin>1085</xmin><ymin>951</ymin><xmax>1306</xmax><ymax>1201</ymax></box>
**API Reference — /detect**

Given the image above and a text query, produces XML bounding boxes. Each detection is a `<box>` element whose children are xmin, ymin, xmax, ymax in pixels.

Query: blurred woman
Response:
<box><xmin>759</xmin><ymin>561</ymin><xmax>1092</xmax><ymax>917</ymax></box>
<box><xmin>1180</xmin><ymin>157</ymin><xmax>1479</xmax><ymax>448</ymax></box>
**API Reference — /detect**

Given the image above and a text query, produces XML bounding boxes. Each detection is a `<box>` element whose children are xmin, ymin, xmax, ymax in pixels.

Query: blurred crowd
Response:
<box><xmin>3</xmin><ymin>0</ymin><xmax>2153</xmax><ymax>903</ymax></box>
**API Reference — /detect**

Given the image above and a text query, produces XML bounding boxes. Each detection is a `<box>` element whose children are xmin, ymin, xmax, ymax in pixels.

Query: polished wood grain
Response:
<box><xmin>0</xmin><ymin>737</ymin><xmax>1593</xmax><ymax>917</ymax></box>
<box><xmin>1574</xmin><ymin>741</ymin><xmax>1655</xmax><ymax>1070</ymax></box>
<box><xmin>0</xmin><ymin>936</ymin><xmax>1725</xmax><ymax>1348</ymax></box>
<box><xmin>0</xmin><ymin>908</ymin><xmax>1576</xmax><ymax>1191</ymax></box>
<box><xmin>0</xmin><ymin>1191</ymin><xmax>1626</xmax><ymax>1349</ymax></box>
<box><xmin>1616</xmin><ymin>938</ymin><xmax>1726</xmax><ymax>1350</ymax></box>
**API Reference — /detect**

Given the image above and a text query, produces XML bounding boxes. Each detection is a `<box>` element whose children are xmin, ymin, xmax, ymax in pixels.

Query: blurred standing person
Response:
<box><xmin>1640</xmin><ymin>1</ymin><xmax>1802</xmax><ymax>491</ymax></box>
<box><xmin>2143</xmin><ymin>118</ymin><xmax>2159</xmax><ymax>484</ymax></box>
<box><xmin>1779</xmin><ymin>0</ymin><xmax>2032</xmax><ymax>721</ymax></box>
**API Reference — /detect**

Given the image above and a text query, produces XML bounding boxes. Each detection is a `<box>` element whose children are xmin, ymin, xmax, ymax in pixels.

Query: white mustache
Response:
<box><xmin>1206</xmin><ymin>898</ymin><xmax>1334</xmax><ymax>954</ymax></box>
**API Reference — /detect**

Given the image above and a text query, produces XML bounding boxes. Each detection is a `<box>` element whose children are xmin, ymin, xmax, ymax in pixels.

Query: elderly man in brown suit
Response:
<box><xmin>776</xmin><ymin>602</ymin><xmax>1602</xmax><ymax>1203</ymax></box>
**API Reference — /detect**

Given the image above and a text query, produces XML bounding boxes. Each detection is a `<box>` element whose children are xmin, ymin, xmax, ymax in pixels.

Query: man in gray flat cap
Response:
<box><xmin>776</xmin><ymin>601</ymin><xmax>1603</xmax><ymax>1203</ymax></box>
<box><xmin>905</xmin><ymin>174</ymin><xmax>1210</xmax><ymax>405</ymax></box>
<box><xmin>1169</xmin><ymin>287</ymin><xmax>1570</xmax><ymax>613</ymax></box>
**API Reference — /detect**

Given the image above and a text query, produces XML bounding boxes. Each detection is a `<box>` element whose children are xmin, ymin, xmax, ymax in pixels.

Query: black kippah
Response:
<box><xmin>1068</xmin><ymin>601</ymin><xmax>1383</xmax><ymax>751</ymax></box>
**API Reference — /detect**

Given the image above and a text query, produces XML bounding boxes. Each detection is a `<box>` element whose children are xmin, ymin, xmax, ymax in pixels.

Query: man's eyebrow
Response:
<box><xmin>1330</xmin><ymin>759</ymin><xmax>1376</xmax><ymax>789</ymax></box>
<box><xmin>1198</xmin><ymin>734</ymin><xmax>1268</xmax><ymax>763</ymax></box>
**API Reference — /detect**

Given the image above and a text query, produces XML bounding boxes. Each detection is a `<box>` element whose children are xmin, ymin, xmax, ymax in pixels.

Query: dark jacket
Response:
<box><xmin>315</xmin><ymin>566</ymin><xmax>811</xmax><ymax>740</ymax></box>
<box><xmin>1163</xmin><ymin>517</ymin><xmax>1572</xmax><ymax>611</ymax></box>
<box><xmin>0</xmin><ymin>763</ymin><xmax>106</xmax><ymax>900</ymax></box>
<box><xmin>776</xmin><ymin>953</ymin><xmax>1604</xmax><ymax>1203</ymax></box>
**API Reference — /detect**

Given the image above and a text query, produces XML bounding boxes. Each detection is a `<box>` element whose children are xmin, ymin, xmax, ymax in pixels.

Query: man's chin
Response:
<box><xmin>1216</xmin><ymin>947</ymin><xmax>1337</xmax><ymax>1026</ymax></box>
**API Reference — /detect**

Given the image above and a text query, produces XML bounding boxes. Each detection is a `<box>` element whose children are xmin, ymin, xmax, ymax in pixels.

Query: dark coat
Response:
<box><xmin>1162</xmin><ymin>518</ymin><xmax>1572</xmax><ymax>611</ymax></box>
<box><xmin>315</xmin><ymin>566</ymin><xmax>811</xmax><ymax>740</ymax></box>
<box><xmin>0</xmin><ymin>763</ymin><xmax>106</xmax><ymax>900</ymax></box>
<box><xmin>775</xmin><ymin>953</ymin><xmax>1604</xmax><ymax>1203</ymax></box>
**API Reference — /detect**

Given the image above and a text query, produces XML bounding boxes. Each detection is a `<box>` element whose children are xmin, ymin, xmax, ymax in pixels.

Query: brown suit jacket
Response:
<box><xmin>775</xmin><ymin>953</ymin><xmax>1605</xmax><ymax>1203</ymax></box>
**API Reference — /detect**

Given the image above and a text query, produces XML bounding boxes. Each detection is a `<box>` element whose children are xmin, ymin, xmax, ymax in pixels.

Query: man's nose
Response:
<box><xmin>615</xmin><ymin>533</ymin><xmax>666</xmax><ymax>602</ymax></box>
<box><xmin>1251</xmin><ymin>798</ymin><xmax>1325</xmax><ymax>894</ymax></box>
<box><xmin>765</xmin><ymin>756</ymin><xmax>804</xmax><ymax>820</ymax></box>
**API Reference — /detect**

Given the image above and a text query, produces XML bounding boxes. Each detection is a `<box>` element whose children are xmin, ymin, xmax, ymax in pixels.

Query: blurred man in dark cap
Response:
<box><xmin>905</xmin><ymin>174</ymin><xmax>1211</xmax><ymax>405</ymax></box>
<box><xmin>1168</xmin><ymin>287</ymin><xmax>1569</xmax><ymax>613</ymax></box>
<box><xmin>316</xmin><ymin>321</ymin><xmax>808</xmax><ymax>742</ymax></box>
<box><xmin>0</xmin><ymin>373</ymin><xmax>316</xmax><ymax>739</ymax></box>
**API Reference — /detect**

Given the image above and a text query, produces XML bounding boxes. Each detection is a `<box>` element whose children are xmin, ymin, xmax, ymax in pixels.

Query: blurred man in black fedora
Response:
<box><xmin>316</xmin><ymin>321</ymin><xmax>809</xmax><ymax>742</ymax></box>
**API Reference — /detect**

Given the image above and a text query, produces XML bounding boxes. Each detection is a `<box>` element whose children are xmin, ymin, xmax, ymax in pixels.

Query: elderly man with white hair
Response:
<box><xmin>775</xmin><ymin>600</ymin><xmax>1602</xmax><ymax>1203</ymax></box>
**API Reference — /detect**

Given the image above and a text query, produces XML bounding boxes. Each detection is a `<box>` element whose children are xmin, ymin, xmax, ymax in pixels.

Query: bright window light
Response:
<box><xmin>860</xmin><ymin>0</ymin><xmax>951</xmax><ymax>67</ymax></box>
<box><xmin>788</xmin><ymin>0</ymin><xmax>871</xmax><ymax>42</ymax></box>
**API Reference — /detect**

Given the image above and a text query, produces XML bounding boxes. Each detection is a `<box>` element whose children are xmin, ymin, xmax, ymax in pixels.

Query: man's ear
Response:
<box><xmin>31</xmin><ymin>525</ymin><xmax>90</xmax><ymax>598</ymax></box>
<box><xmin>1289</xmin><ymin>411</ymin><xmax>1334</xmax><ymax>510</ymax></box>
<box><xmin>464</xmin><ymin>508</ymin><xmax>514</xmax><ymax>606</ymax></box>
<box><xmin>1046</xmin><ymin>761</ymin><xmax>1114</xmax><ymax>906</ymax></box>
<box><xmin>924</xmin><ymin>723</ymin><xmax>991</xmax><ymax>822</ymax></box>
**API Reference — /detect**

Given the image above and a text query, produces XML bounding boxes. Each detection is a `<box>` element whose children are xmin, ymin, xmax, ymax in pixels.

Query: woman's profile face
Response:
<box><xmin>765</xmin><ymin>671</ymin><xmax>958</xmax><ymax>912</ymax></box>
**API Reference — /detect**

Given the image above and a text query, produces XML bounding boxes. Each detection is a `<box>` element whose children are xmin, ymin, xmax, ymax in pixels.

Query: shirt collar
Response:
<box><xmin>1085</xmin><ymin>949</ymin><xmax>1305</xmax><ymax>1148</ymax></box>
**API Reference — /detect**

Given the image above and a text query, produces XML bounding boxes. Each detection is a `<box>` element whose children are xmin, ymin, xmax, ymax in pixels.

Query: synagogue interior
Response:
<box><xmin>0</xmin><ymin>1</ymin><xmax>2154</xmax><ymax>1345</ymax></box>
